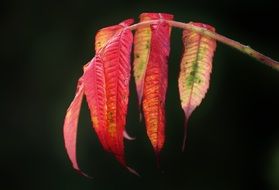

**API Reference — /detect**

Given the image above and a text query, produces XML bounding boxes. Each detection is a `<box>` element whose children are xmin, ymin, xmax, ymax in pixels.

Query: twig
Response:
<box><xmin>127</xmin><ymin>20</ymin><xmax>279</xmax><ymax>71</ymax></box>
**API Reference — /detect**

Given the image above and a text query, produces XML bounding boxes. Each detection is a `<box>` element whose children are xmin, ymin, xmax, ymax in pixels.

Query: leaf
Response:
<box><xmin>133</xmin><ymin>13</ymin><xmax>173</xmax><ymax>109</ymax></box>
<box><xmin>83</xmin><ymin>56</ymin><xmax>110</xmax><ymax>151</ymax></box>
<box><xmin>63</xmin><ymin>78</ymin><xmax>91</xmax><ymax>177</ymax></box>
<box><xmin>84</xmin><ymin>21</ymin><xmax>138</xmax><ymax>174</ymax></box>
<box><xmin>95</xmin><ymin>19</ymin><xmax>136</xmax><ymax>141</ymax></box>
<box><xmin>64</xmin><ymin>20</ymin><xmax>137</xmax><ymax>177</ymax></box>
<box><xmin>95</xmin><ymin>19</ymin><xmax>134</xmax><ymax>53</ymax></box>
<box><xmin>100</xmin><ymin>28</ymin><xmax>134</xmax><ymax>168</ymax></box>
<box><xmin>138</xmin><ymin>14</ymin><xmax>173</xmax><ymax>156</ymax></box>
<box><xmin>178</xmin><ymin>23</ymin><xmax>217</xmax><ymax>151</ymax></box>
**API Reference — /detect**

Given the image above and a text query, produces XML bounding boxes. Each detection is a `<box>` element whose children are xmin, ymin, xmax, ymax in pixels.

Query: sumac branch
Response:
<box><xmin>63</xmin><ymin>12</ymin><xmax>279</xmax><ymax>177</ymax></box>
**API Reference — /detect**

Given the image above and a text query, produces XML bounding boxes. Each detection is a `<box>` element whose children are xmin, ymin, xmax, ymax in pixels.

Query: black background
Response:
<box><xmin>1</xmin><ymin>0</ymin><xmax>279</xmax><ymax>189</ymax></box>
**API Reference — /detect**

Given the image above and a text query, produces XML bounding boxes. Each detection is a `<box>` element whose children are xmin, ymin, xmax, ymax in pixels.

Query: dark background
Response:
<box><xmin>1</xmin><ymin>0</ymin><xmax>279</xmax><ymax>189</ymax></box>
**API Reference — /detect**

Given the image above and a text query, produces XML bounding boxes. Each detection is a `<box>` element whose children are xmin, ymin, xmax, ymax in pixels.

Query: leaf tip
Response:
<box><xmin>181</xmin><ymin>115</ymin><xmax>190</xmax><ymax>152</ymax></box>
<box><xmin>119</xmin><ymin>18</ymin><xmax>134</xmax><ymax>27</ymax></box>
<box><xmin>75</xmin><ymin>169</ymin><xmax>93</xmax><ymax>179</ymax></box>
<box><xmin>123</xmin><ymin>130</ymin><xmax>136</xmax><ymax>141</ymax></box>
<box><xmin>126</xmin><ymin>166</ymin><xmax>140</xmax><ymax>177</ymax></box>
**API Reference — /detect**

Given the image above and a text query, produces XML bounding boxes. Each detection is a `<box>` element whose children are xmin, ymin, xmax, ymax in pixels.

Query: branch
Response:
<box><xmin>127</xmin><ymin>20</ymin><xmax>279</xmax><ymax>71</ymax></box>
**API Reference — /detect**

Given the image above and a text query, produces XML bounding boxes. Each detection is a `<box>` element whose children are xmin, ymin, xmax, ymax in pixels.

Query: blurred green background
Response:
<box><xmin>1</xmin><ymin>0</ymin><xmax>279</xmax><ymax>189</ymax></box>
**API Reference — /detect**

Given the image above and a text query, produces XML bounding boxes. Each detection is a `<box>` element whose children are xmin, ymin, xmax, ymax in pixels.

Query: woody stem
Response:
<box><xmin>128</xmin><ymin>20</ymin><xmax>279</xmax><ymax>71</ymax></box>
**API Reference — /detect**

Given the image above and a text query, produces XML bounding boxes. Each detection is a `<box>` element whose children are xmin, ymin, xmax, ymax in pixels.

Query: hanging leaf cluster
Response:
<box><xmin>63</xmin><ymin>12</ymin><xmax>279</xmax><ymax>177</ymax></box>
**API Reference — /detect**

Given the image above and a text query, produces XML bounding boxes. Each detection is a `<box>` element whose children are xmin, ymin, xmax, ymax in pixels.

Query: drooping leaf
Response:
<box><xmin>133</xmin><ymin>13</ymin><xmax>173</xmax><ymax>110</ymax></box>
<box><xmin>138</xmin><ymin>15</ymin><xmax>173</xmax><ymax>156</ymax></box>
<box><xmin>84</xmin><ymin>21</ymin><xmax>137</xmax><ymax>174</ymax></box>
<box><xmin>83</xmin><ymin>56</ymin><xmax>110</xmax><ymax>151</ymax></box>
<box><xmin>95</xmin><ymin>19</ymin><xmax>134</xmax><ymax>53</ymax></box>
<box><xmin>178</xmin><ymin>23</ymin><xmax>217</xmax><ymax>151</ymax></box>
<box><xmin>99</xmin><ymin>28</ymin><xmax>135</xmax><ymax>170</ymax></box>
<box><xmin>95</xmin><ymin>19</ymin><xmax>136</xmax><ymax>141</ymax></box>
<box><xmin>63</xmin><ymin>78</ymin><xmax>90</xmax><ymax>177</ymax></box>
<box><xmin>63</xmin><ymin>19</ymin><xmax>136</xmax><ymax>176</ymax></box>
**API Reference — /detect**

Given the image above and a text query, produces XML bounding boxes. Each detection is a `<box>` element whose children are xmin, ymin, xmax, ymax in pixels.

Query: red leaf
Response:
<box><xmin>94</xmin><ymin>19</ymin><xmax>136</xmax><ymax>141</ymax></box>
<box><xmin>64</xmin><ymin>20</ymin><xmax>137</xmax><ymax>176</ymax></box>
<box><xmin>141</xmin><ymin>16</ymin><xmax>172</xmax><ymax>156</ymax></box>
<box><xmin>63</xmin><ymin>78</ymin><xmax>90</xmax><ymax>177</ymax></box>
<box><xmin>84</xmin><ymin>24</ymin><xmax>136</xmax><ymax>173</ymax></box>
<box><xmin>83</xmin><ymin>56</ymin><xmax>110</xmax><ymax>151</ymax></box>
<box><xmin>101</xmin><ymin>28</ymin><xmax>133</xmax><ymax>167</ymax></box>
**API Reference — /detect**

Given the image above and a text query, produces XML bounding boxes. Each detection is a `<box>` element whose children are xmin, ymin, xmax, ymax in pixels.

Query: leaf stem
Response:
<box><xmin>128</xmin><ymin>20</ymin><xmax>279</xmax><ymax>71</ymax></box>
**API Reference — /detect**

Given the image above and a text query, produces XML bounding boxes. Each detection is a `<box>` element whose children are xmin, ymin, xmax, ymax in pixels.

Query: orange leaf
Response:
<box><xmin>83</xmin><ymin>56</ymin><xmax>109</xmax><ymax>151</ymax></box>
<box><xmin>134</xmin><ymin>13</ymin><xmax>173</xmax><ymax>157</ymax></box>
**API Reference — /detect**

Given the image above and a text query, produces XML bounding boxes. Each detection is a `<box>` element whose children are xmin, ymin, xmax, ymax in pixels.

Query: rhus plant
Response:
<box><xmin>63</xmin><ymin>12</ymin><xmax>279</xmax><ymax>177</ymax></box>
